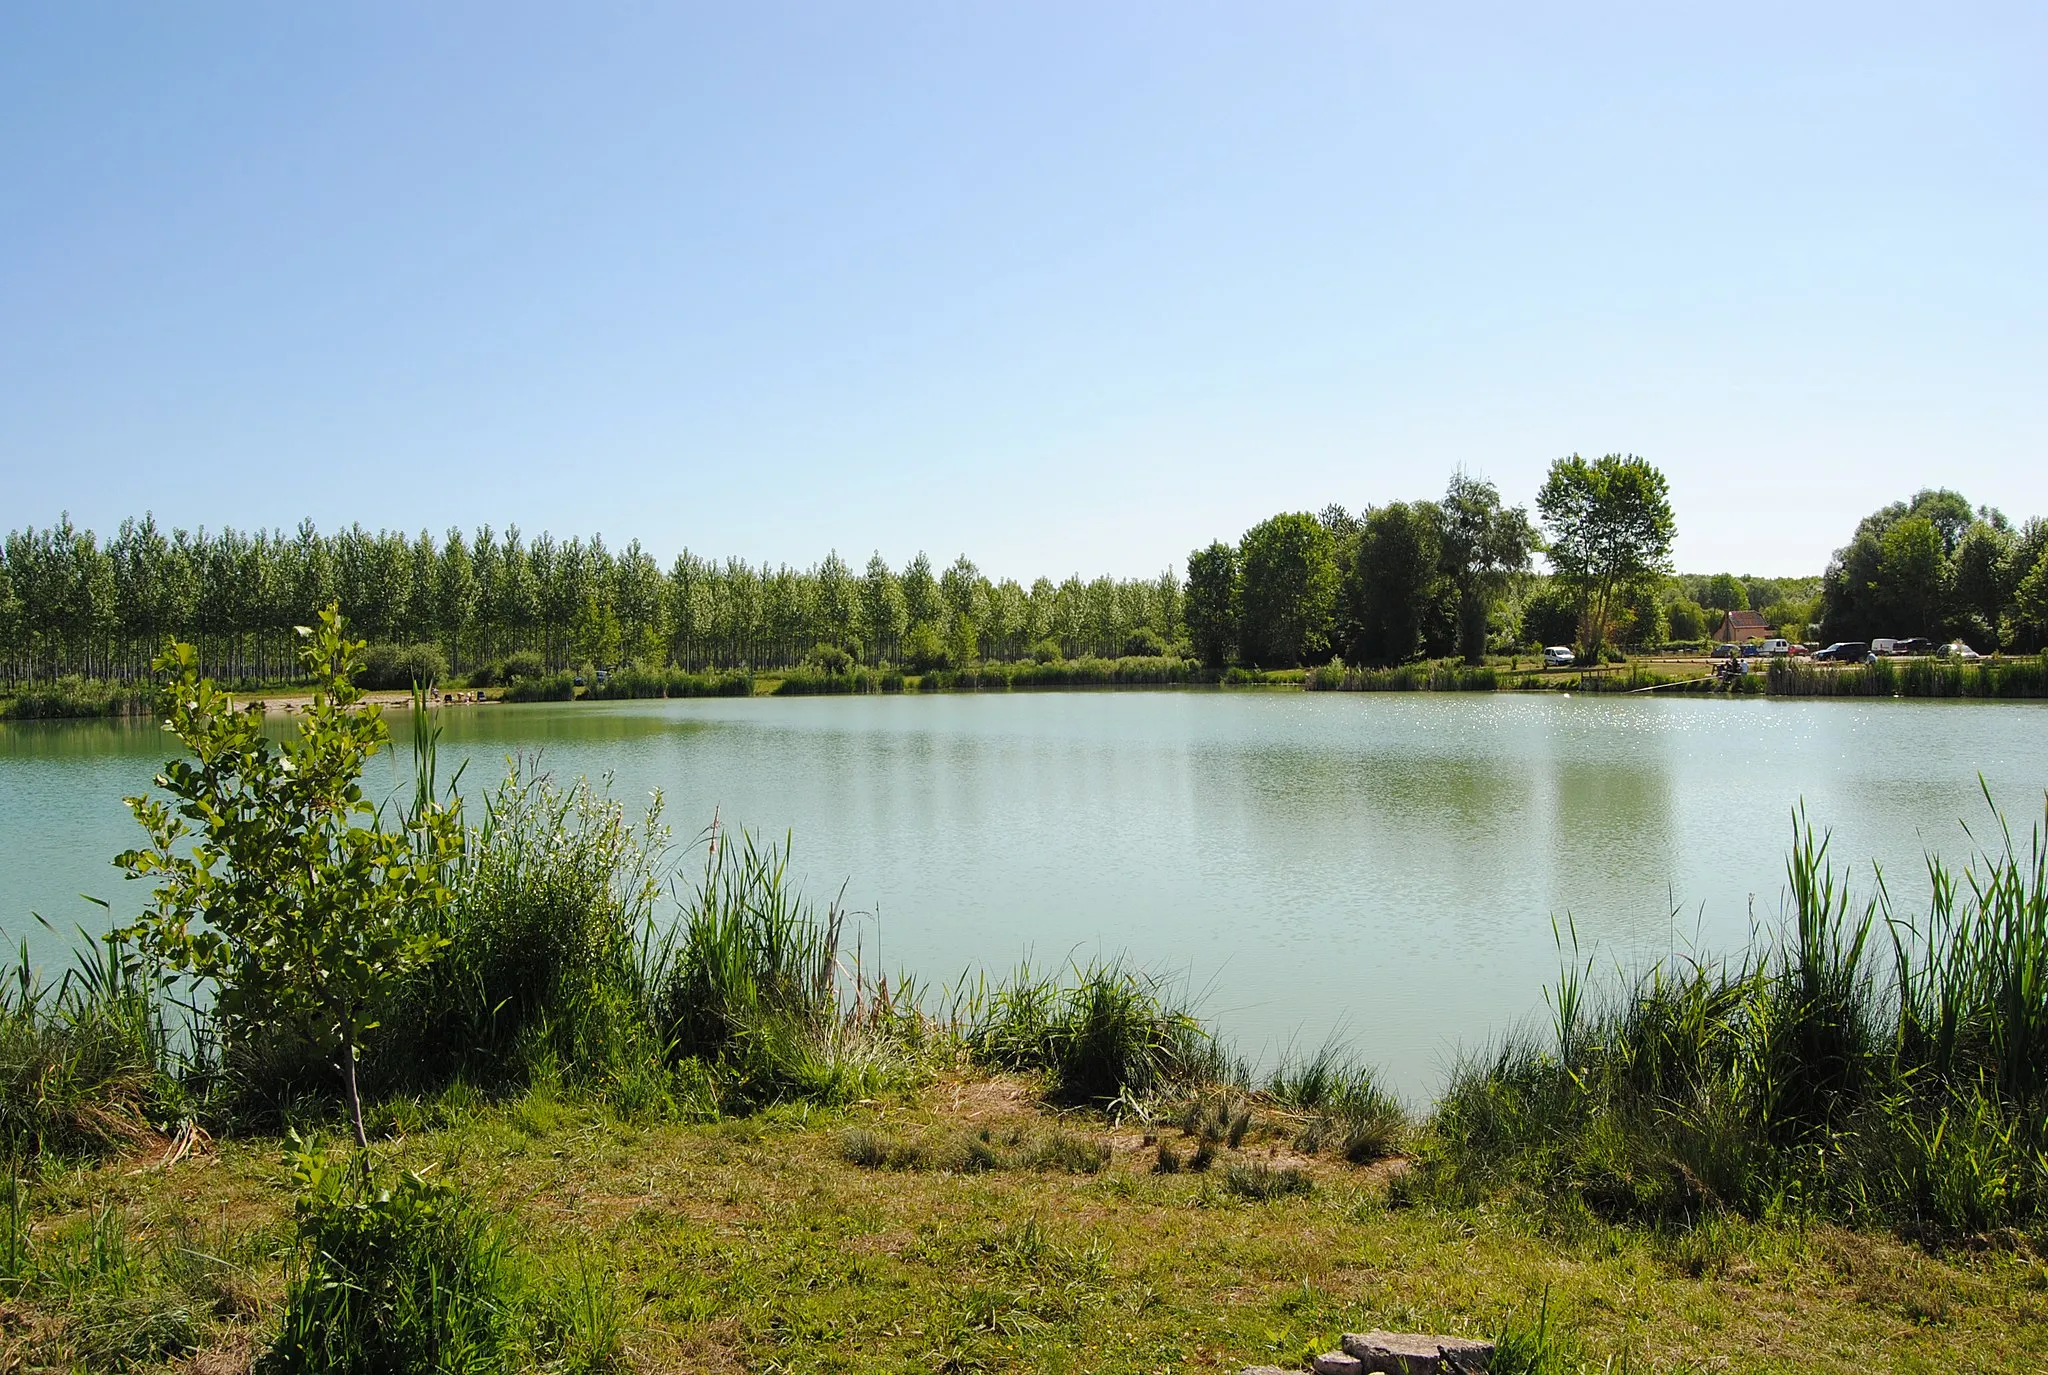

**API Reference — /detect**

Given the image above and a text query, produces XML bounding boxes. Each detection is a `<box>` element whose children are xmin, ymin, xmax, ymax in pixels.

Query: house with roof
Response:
<box><xmin>1716</xmin><ymin>609</ymin><xmax>1769</xmax><ymax>644</ymax></box>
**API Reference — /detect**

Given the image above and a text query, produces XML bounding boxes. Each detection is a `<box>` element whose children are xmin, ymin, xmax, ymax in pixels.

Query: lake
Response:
<box><xmin>4</xmin><ymin>690</ymin><xmax>2045</xmax><ymax>1098</ymax></box>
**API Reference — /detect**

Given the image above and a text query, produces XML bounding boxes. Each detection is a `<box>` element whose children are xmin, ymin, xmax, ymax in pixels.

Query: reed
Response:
<box><xmin>1418</xmin><ymin>794</ymin><xmax>2048</xmax><ymax>1237</ymax></box>
<box><xmin>1306</xmin><ymin>662</ymin><xmax>1497</xmax><ymax>692</ymax></box>
<box><xmin>1766</xmin><ymin>654</ymin><xmax>2048</xmax><ymax>698</ymax></box>
<box><xmin>0</xmin><ymin>929</ymin><xmax>175</xmax><ymax>1160</ymax></box>
<box><xmin>962</xmin><ymin>960</ymin><xmax>1225</xmax><ymax>1107</ymax></box>
<box><xmin>0</xmin><ymin>676</ymin><xmax>153</xmax><ymax>720</ymax></box>
<box><xmin>583</xmin><ymin>665</ymin><xmax>753</xmax><ymax>699</ymax></box>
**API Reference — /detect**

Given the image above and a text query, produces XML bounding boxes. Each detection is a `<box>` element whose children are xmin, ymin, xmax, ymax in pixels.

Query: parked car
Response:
<box><xmin>1812</xmin><ymin>642</ymin><xmax>1871</xmax><ymax>663</ymax></box>
<box><xmin>1870</xmin><ymin>637</ymin><xmax>1900</xmax><ymax>656</ymax></box>
<box><xmin>1710</xmin><ymin>643</ymin><xmax>1738</xmax><ymax>660</ymax></box>
<box><xmin>1542</xmin><ymin>645</ymin><xmax>1575</xmax><ymax>667</ymax></box>
<box><xmin>1892</xmin><ymin>637</ymin><xmax>1933</xmax><ymax>657</ymax></box>
<box><xmin>1937</xmin><ymin>641</ymin><xmax>1982</xmax><ymax>660</ymax></box>
<box><xmin>1789</xmin><ymin>643</ymin><xmax>1812</xmax><ymax>657</ymax></box>
<box><xmin>1756</xmin><ymin>638</ymin><xmax>1791</xmax><ymax>657</ymax></box>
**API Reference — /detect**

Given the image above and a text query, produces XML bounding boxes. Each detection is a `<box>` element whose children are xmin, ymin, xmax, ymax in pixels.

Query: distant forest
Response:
<box><xmin>2</xmin><ymin>464</ymin><xmax>2042</xmax><ymax>688</ymax></box>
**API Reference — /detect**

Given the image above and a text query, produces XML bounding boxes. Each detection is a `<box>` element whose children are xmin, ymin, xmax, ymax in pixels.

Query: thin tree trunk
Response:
<box><xmin>341</xmin><ymin>1032</ymin><xmax>369</xmax><ymax>1150</ymax></box>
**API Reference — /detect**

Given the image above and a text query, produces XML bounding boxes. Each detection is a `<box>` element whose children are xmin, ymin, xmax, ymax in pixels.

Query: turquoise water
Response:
<box><xmin>4</xmin><ymin>691</ymin><xmax>2045</xmax><ymax>1096</ymax></box>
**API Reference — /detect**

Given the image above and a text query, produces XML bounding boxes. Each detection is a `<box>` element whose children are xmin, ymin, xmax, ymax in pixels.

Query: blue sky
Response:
<box><xmin>2</xmin><ymin>3</ymin><xmax>2042</xmax><ymax>579</ymax></box>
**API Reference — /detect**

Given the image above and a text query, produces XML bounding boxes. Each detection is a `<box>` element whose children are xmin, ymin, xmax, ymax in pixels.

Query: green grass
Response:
<box><xmin>1767</xmin><ymin>654</ymin><xmax>2048</xmax><ymax>698</ymax></box>
<box><xmin>1</xmin><ymin>931</ymin><xmax>176</xmax><ymax>1161</ymax></box>
<box><xmin>1417</xmin><ymin>795</ymin><xmax>2048</xmax><ymax>1240</ymax></box>
<box><xmin>4</xmin><ymin>1076</ymin><xmax>2045</xmax><ymax>1373</ymax></box>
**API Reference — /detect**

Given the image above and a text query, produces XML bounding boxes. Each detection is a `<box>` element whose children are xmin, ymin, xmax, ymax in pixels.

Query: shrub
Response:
<box><xmin>261</xmin><ymin>1151</ymin><xmax>516</xmax><ymax>1375</ymax></box>
<box><xmin>502</xmin><ymin>650</ymin><xmax>547</xmax><ymax>682</ymax></box>
<box><xmin>903</xmin><ymin>624</ymin><xmax>952</xmax><ymax>673</ymax></box>
<box><xmin>503</xmin><ymin>672</ymin><xmax>574</xmax><ymax>702</ymax></box>
<box><xmin>118</xmin><ymin>609</ymin><xmax>460</xmax><ymax>1148</ymax></box>
<box><xmin>1031</xmin><ymin>639</ymin><xmax>1064</xmax><ymax>664</ymax></box>
<box><xmin>0</xmin><ymin>676</ymin><xmax>153</xmax><ymax>720</ymax></box>
<box><xmin>805</xmin><ymin>642</ymin><xmax>854</xmax><ymax>675</ymax></box>
<box><xmin>357</xmin><ymin>643</ymin><xmax>449</xmax><ymax>690</ymax></box>
<box><xmin>966</xmin><ymin>961</ymin><xmax>1223</xmax><ymax>1107</ymax></box>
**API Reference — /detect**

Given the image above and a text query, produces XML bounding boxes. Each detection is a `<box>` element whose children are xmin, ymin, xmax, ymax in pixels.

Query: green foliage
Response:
<box><xmin>384</xmin><ymin>768</ymin><xmax>673</xmax><ymax>1100</ymax></box>
<box><xmin>0</xmin><ymin>676</ymin><xmax>152</xmax><ymax>720</ymax></box>
<box><xmin>1697</xmin><ymin>573</ymin><xmax>1748</xmax><ymax>611</ymax></box>
<box><xmin>1345</xmin><ymin>502</ymin><xmax>1441</xmax><ymax>666</ymax></box>
<box><xmin>965</xmin><ymin>961</ymin><xmax>1224</xmax><ymax>1107</ymax></box>
<box><xmin>1418</xmin><ymin>797</ymin><xmax>2048</xmax><ymax>1237</ymax></box>
<box><xmin>581</xmin><ymin>664</ymin><xmax>751</xmax><ymax>699</ymax></box>
<box><xmin>803</xmin><ymin>641</ymin><xmax>854</xmax><ymax>675</ymax></box>
<box><xmin>0</xmin><ymin>933</ymin><xmax>170</xmax><ymax>1160</ymax></box>
<box><xmin>2015</xmin><ymin>545</ymin><xmax>2048</xmax><ymax>650</ymax></box>
<box><xmin>1306</xmin><ymin>662</ymin><xmax>1496</xmax><ymax>693</ymax></box>
<box><xmin>1537</xmin><ymin>453</ymin><xmax>1676</xmax><ymax>660</ymax></box>
<box><xmin>501</xmin><ymin>671</ymin><xmax>575</xmax><ymax>702</ymax></box>
<box><xmin>262</xmin><ymin>1147</ymin><xmax>515</xmax><ymax>1375</ymax></box>
<box><xmin>902</xmin><ymin>622</ymin><xmax>953</xmax><ymax>673</ymax></box>
<box><xmin>117</xmin><ymin>606</ymin><xmax>463</xmax><ymax>1147</ymax></box>
<box><xmin>1519</xmin><ymin>585</ymin><xmax>1579</xmax><ymax>649</ymax></box>
<box><xmin>1266</xmin><ymin>1042</ymin><xmax>1406</xmax><ymax>1162</ymax></box>
<box><xmin>501</xmin><ymin>649</ymin><xmax>546</xmax><ymax>682</ymax></box>
<box><xmin>357</xmin><ymin>642</ymin><xmax>449</xmax><ymax>691</ymax></box>
<box><xmin>1237</xmin><ymin>514</ymin><xmax>1338</xmax><ymax>667</ymax></box>
<box><xmin>1437</xmin><ymin>474</ymin><xmax>1539</xmax><ymax>664</ymax></box>
<box><xmin>1184</xmin><ymin>541</ymin><xmax>1242</xmax><ymax>670</ymax></box>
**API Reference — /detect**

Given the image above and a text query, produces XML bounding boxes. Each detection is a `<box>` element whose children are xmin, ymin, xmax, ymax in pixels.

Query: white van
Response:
<box><xmin>1871</xmin><ymin>638</ymin><xmax>1899</xmax><ymax>656</ymax></box>
<box><xmin>1543</xmin><ymin>645</ymin><xmax>1575</xmax><ymax>667</ymax></box>
<box><xmin>1757</xmin><ymin>638</ymin><xmax>1790</xmax><ymax>656</ymax></box>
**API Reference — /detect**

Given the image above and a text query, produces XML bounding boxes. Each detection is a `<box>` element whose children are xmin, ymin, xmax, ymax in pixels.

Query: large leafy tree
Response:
<box><xmin>1537</xmin><ymin>453</ymin><xmax>1676</xmax><ymax>659</ymax></box>
<box><xmin>1184</xmin><ymin>542</ymin><xmax>1241</xmax><ymax>670</ymax></box>
<box><xmin>1826</xmin><ymin>489</ymin><xmax>1982</xmax><ymax>647</ymax></box>
<box><xmin>1873</xmin><ymin>517</ymin><xmax>1948</xmax><ymax>638</ymax></box>
<box><xmin>1345</xmin><ymin>502</ymin><xmax>1440</xmax><ymax>667</ymax></box>
<box><xmin>118</xmin><ymin>607</ymin><xmax>460</xmax><ymax>1148</ymax></box>
<box><xmin>1437</xmin><ymin>474</ymin><xmax>1538</xmax><ymax>664</ymax></box>
<box><xmin>1237</xmin><ymin>513</ymin><xmax>1338</xmax><ymax>667</ymax></box>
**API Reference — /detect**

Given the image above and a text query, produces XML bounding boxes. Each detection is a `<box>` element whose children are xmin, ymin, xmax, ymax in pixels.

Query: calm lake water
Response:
<box><xmin>4</xmin><ymin>691</ymin><xmax>2045</xmax><ymax>1097</ymax></box>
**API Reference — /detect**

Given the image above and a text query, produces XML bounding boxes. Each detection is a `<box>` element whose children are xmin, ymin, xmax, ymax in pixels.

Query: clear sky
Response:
<box><xmin>2</xmin><ymin>3</ymin><xmax>2042</xmax><ymax>580</ymax></box>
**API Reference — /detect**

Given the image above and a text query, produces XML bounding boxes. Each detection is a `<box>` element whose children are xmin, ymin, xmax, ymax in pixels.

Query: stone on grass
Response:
<box><xmin>1313</xmin><ymin>1351</ymin><xmax>1366</xmax><ymax>1374</ymax></box>
<box><xmin>1341</xmin><ymin>1330</ymin><xmax>1495</xmax><ymax>1374</ymax></box>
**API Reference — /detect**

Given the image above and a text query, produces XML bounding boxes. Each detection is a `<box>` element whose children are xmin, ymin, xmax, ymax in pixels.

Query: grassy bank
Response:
<box><xmin>6</xmin><ymin>1069</ymin><xmax>2045</xmax><ymax>1374</ymax></box>
<box><xmin>8</xmin><ymin>639</ymin><xmax>2048</xmax><ymax>1369</ymax></box>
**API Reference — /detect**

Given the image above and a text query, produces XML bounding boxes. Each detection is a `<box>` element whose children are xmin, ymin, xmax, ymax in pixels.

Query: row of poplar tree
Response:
<box><xmin>0</xmin><ymin>516</ymin><xmax>1187</xmax><ymax>685</ymax></box>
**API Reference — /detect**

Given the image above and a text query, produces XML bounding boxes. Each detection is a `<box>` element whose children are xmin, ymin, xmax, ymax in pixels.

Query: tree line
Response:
<box><xmin>9</xmin><ymin>463</ymin><xmax>2037</xmax><ymax>689</ymax></box>
<box><xmin>1187</xmin><ymin>453</ymin><xmax>1679</xmax><ymax>667</ymax></box>
<box><xmin>0</xmin><ymin>516</ymin><xmax>1185</xmax><ymax>686</ymax></box>
<box><xmin>1817</xmin><ymin>489</ymin><xmax>2048</xmax><ymax>651</ymax></box>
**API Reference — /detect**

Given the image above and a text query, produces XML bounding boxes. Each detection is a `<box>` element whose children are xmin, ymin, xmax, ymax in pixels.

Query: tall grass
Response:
<box><xmin>0</xmin><ymin>676</ymin><xmax>154</xmax><ymax>720</ymax></box>
<box><xmin>922</xmin><ymin>654</ymin><xmax>1200</xmax><ymax>691</ymax></box>
<box><xmin>263</xmin><ymin>1152</ymin><xmax>516</xmax><ymax>1375</ymax></box>
<box><xmin>582</xmin><ymin>665</ymin><xmax>753</xmax><ymax>699</ymax></box>
<box><xmin>962</xmin><ymin>960</ymin><xmax>1225</xmax><ymax>1107</ymax></box>
<box><xmin>1</xmin><ymin>930</ymin><xmax>175</xmax><ymax>1160</ymax></box>
<box><xmin>1421</xmin><ymin>794</ymin><xmax>2048</xmax><ymax>1237</ymax></box>
<box><xmin>1767</xmin><ymin>654</ymin><xmax>2048</xmax><ymax>698</ymax></box>
<box><xmin>1306</xmin><ymin>661</ymin><xmax>1497</xmax><ymax>692</ymax></box>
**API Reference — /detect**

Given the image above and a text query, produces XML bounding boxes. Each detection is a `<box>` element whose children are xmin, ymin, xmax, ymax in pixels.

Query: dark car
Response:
<box><xmin>1812</xmin><ymin>642</ymin><xmax>1870</xmax><ymax>663</ymax></box>
<box><xmin>1892</xmin><ymin>637</ymin><xmax>1933</xmax><ymax>656</ymax></box>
